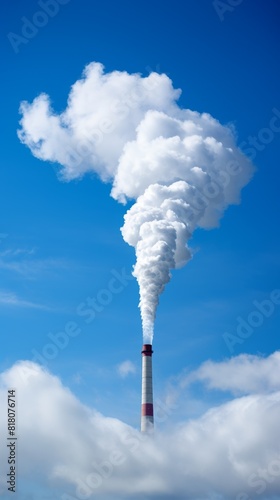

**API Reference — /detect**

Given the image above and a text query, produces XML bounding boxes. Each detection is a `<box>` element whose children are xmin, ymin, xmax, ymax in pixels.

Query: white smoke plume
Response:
<box><xmin>18</xmin><ymin>62</ymin><xmax>254</xmax><ymax>342</ymax></box>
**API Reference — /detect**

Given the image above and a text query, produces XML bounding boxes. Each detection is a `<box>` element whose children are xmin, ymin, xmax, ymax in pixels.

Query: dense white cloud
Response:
<box><xmin>1</xmin><ymin>354</ymin><xmax>280</xmax><ymax>499</ymax></box>
<box><xmin>18</xmin><ymin>62</ymin><xmax>254</xmax><ymax>342</ymax></box>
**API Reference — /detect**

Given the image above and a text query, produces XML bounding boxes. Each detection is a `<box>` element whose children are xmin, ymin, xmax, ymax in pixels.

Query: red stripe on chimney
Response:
<box><xmin>142</xmin><ymin>403</ymin><xmax>154</xmax><ymax>416</ymax></box>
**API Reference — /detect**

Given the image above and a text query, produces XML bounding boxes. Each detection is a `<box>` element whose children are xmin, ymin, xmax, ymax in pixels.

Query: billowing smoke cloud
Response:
<box><xmin>18</xmin><ymin>62</ymin><xmax>254</xmax><ymax>342</ymax></box>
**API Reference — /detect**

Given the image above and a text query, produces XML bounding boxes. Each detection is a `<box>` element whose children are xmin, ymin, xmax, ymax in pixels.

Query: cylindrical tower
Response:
<box><xmin>141</xmin><ymin>344</ymin><xmax>154</xmax><ymax>433</ymax></box>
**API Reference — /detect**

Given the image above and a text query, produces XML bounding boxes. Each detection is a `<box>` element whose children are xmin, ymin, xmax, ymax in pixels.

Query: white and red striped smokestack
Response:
<box><xmin>141</xmin><ymin>344</ymin><xmax>154</xmax><ymax>433</ymax></box>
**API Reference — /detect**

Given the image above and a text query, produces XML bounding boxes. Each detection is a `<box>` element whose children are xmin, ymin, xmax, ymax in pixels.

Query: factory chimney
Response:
<box><xmin>141</xmin><ymin>344</ymin><xmax>154</xmax><ymax>433</ymax></box>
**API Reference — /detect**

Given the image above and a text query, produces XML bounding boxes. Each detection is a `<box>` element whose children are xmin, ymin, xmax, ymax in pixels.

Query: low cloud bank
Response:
<box><xmin>1</xmin><ymin>353</ymin><xmax>280</xmax><ymax>499</ymax></box>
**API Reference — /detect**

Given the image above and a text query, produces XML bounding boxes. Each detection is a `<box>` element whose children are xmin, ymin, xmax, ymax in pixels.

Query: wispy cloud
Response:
<box><xmin>0</xmin><ymin>290</ymin><xmax>48</xmax><ymax>310</ymax></box>
<box><xmin>0</xmin><ymin>247</ymin><xmax>36</xmax><ymax>258</ymax></box>
<box><xmin>117</xmin><ymin>360</ymin><xmax>137</xmax><ymax>378</ymax></box>
<box><xmin>0</xmin><ymin>258</ymin><xmax>63</xmax><ymax>278</ymax></box>
<box><xmin>0</xmin><ymin>246</ymin><xmax>67</xmax><ymax>279</ymax></box>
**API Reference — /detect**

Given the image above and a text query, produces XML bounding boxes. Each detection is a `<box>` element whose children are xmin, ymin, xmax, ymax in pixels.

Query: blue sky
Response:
<box><xmin>1</xmin><ymin>1</ymin><xmax>280</xmax><ymax>499</ymax></box>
